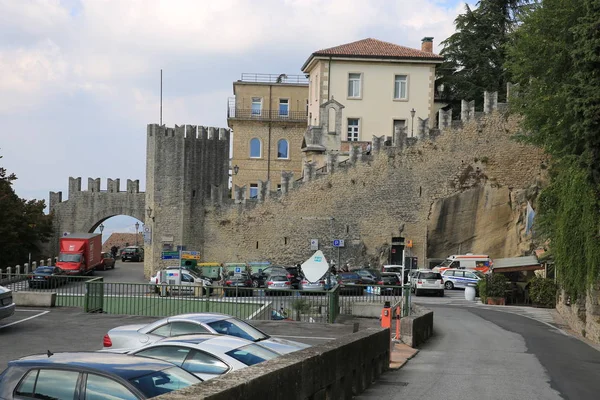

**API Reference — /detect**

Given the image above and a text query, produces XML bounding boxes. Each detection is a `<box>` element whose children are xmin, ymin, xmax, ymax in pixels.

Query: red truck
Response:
<box><xmin>56</xmin><ymin>233</ymin><xmax>102</xmax><ymax>275</ymax></box>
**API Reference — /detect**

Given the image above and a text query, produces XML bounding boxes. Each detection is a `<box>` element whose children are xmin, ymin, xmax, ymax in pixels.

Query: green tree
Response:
<box><xmin>506</xmin><ymin>0</ymin><xmax>600</xmax><ymax>298</ymax></box>
<box><xmin>0</xmin><ymin>153</ymin><xmax>53</xmax><ymax>270</ymax></box>
<box><xmin>437</xmin><ymin>0</ymin><xmax>536</xmax><ymax>114</ymax></box>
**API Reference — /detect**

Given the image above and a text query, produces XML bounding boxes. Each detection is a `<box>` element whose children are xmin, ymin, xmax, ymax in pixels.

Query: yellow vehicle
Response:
<box><xmin>197</xmin><ymin>262</ymin><xmax>223</xmax><ymax>280</ymax></box>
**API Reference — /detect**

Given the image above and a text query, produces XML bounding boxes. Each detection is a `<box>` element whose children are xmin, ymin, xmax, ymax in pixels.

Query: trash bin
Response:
<box><xmin>465</xmin><ymin>283</ymin><xmax>477</xmax><ymax>301</ymax></box>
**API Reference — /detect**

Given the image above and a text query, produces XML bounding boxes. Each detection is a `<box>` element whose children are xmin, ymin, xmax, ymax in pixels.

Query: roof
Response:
<box><xmin>493</xmin><ymin>256</ymin><xmax>541</xmax><ymax>270</ymax></box>
<box><xmin>12</xmin><ymin>352</ymin><xmax>176</xmax><ymax>380</ymax></box>
<box><xmin>302</xmin><ymin>38</ymin><xmax>443</xmax><ymax>71</ymax></box>
<box><xmin>102</xmin><ymin>233</ymin><xmax>143</xmax><ymax>252</ymax></box>
<box><xmin>62</xmin><ymin>233</ymin><xmax>100</xmax><ymax>240</ymax></box>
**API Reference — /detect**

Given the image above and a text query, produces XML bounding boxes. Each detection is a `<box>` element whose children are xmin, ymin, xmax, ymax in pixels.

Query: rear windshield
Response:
<box><xmin>270</xmin><ymin>275</ymin><xmax>288</xmax><ymax>281</ymax></box>
<box><xmin>34</xmin><ymin>267</ymin><xmax>55</xmax><ymax>273</ymax></box>
<box><xmin>420</xmin><ymin>272</ymin><xmax>442</xmax><ymax>279</ymax></box>
<box><xmin>225</xmin><ymin>344</ymin><xmax>279</xmax><ymax>366</ymax></box>
<box><xmin>129</xmin><ymin>367</ymin><xmax>199</xmax><ymax>398</ymax></box>
<box><xmin>339</xmin><ymin>273</ymin><xmax>360</xmax><ymax>279</ymax></box>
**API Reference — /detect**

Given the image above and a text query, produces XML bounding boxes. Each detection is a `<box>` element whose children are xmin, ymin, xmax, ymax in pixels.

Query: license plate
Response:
<box><xmin>427</xmin><ymin>280</ymin><xmax>436</xmax><ymax>284</ymax></box>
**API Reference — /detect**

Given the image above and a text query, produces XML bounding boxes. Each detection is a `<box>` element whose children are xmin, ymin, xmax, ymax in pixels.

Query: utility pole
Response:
<box><xmin>160</xmin><ymin>69</ymin><xmax>163</xmax><ymax>125</ymax></box>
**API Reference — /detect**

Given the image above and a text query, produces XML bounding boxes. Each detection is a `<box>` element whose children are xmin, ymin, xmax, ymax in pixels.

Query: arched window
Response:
<box><xmin>277</xmin><ymin>139</ymin><xmax>289</xmax><ymax>159</ymax></box>
<box><xmin>250</xmin><ymin>138</ymin><xmax>262</xmax><ymax>158</ymax></box>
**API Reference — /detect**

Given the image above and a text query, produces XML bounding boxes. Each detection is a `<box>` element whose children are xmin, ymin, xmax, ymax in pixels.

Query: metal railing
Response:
<box><xmin>227</xmin><ymin>106</ymin><xmax>308</xmax><ymax>122</ymax></box>
<box><xmin>239</xmin><ymin>73</ymin><xmax>309</xmax><ymax>85</ymax></box>
<box><xmin>3</xmin><ymin>274</ymin><xmax>411</xmax><ymax>322</ymax></box>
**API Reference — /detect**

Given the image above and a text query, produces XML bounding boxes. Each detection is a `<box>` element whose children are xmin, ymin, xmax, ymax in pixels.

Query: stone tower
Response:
<box><xmin>144</xmin><ymin>124</ymin><xmax>230</xmax><ymax>276</ymax></box>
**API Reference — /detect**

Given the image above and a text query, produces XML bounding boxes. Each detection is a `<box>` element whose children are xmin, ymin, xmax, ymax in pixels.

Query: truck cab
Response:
<box><xmin>56</xmin><ymin>234</ymin><xmax>102</xmax><ymax>275</ymax></box>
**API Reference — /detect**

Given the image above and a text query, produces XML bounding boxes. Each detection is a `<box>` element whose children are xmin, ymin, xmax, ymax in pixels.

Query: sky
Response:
<box><xmin>0</xmin><ymin>0</ymin><xmax>475</xmax><ymax>242</ymax></box>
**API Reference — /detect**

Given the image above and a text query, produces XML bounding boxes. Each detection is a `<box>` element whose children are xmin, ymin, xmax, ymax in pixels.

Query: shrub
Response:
<box><xmin>528</xmin><ymin>276</ymin><xmax>558</xmax><ymax>307</ymax></box>
<box><xmin>477</xmin><ymin>279</ymin><xmax>487</xmax><ymax>303</ymax></box>
<box><xmin>479</xmin><ymin>274</ymin><xmax>509</xmax><ymax>300</ymax></box>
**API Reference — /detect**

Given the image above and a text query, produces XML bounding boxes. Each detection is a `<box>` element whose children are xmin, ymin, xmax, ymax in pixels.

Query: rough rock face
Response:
<box><xmin>427</xmin><ymin>181</ymin><xmax>543</xmax><ymax>259</ymax></box>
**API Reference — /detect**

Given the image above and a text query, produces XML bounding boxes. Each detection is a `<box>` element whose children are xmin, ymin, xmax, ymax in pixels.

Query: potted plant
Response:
<box><xmin>483</xmin><ymin>274</ymin><xmax>509</xmax><ymax>305</ymax></box>
<box><xmin>290</xmin><ymin>298</ymin><xmax>312</xmax><ymax>321</ymax></box>
<box><xmin>528</xmin><ymin>276</ymin><xmax>558</xmax><ymax>308</ymax></box>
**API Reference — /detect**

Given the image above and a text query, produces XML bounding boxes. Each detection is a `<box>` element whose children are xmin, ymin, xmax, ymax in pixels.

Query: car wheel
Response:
<box><xmin>445</xmin><ymin>281</ymin><xmax>454</xmax><ymax>290</ymax></box>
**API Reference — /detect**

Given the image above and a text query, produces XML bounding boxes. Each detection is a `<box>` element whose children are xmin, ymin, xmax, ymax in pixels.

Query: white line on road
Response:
<box><xmin>273</xmin><ymin>335</ymin><xmax>334</xmax><ymax>340</ymax></box>
<box><xmin>0</xmin><ymin>310</ymin><xmax>50</xmax><ymax>330</ymax></box>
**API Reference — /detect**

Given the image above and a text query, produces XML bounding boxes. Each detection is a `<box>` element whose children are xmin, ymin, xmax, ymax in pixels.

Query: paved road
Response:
<box><xmin>356</xmin><ymin>305</ymin><xmax>600</xmax><ymax>400</ymax></box>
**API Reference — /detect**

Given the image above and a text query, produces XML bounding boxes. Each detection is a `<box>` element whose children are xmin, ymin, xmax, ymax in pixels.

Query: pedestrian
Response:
<box><xmin>365</xmin><ymin>142</ymin><xmax>372</xmax><ymax>155</ymax></box>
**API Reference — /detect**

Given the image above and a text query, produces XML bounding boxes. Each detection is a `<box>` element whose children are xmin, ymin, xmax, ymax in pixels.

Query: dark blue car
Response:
<box><xmin>0</xmin><ymin>352</ymin><xmax>201</xmax><ymax>399</ymax></box>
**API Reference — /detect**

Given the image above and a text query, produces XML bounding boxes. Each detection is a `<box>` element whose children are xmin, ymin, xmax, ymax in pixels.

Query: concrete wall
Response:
<box><xmin>157</xmin><ymin>327</ymin><xmax>390</xmax><ymax>400</ymax></box>
<box><xmin>401</xmin><ymin>305</ymin><xmax>434</xmax><ymax>347</ymax></box>
<box><xmin>308</xmin><ymin>59</ymin><xmax>437</xmax><ymax>137</ymax></box>
<box><xmin>202</xmin><ymin>112</ymin><xmax>548</xmax><ymax>268</ymax></box>
<box><xmin>13</xmin><ymin>292</ymin><xmax>57</xmax><ymax>307</ymax></box>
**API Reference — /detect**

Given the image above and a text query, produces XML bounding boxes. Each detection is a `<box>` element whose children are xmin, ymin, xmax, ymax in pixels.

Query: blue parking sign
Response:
<box><xmin>234</xmin><ymin>267</ymin><xmax>242</xmax><ymax>273</ymax></box>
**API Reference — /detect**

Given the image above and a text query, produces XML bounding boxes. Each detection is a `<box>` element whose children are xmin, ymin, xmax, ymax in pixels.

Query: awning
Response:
<box><xmin>492</xmin><ymin>256</ymin><xmax>543</xmax><ymax>273</ymax></box>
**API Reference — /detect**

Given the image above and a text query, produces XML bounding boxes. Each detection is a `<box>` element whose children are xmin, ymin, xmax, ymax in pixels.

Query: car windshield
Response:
<box><xmin>438</xmin><ymin>260</ymin><xmax>452</xmax><ymax>268</ymax></box>
<box><xmin>129</xmin><ymin>367</ymin><xmax>200</xmax><ymax>398</ymax></box>
<box><xmin>269</xmin><ymin>276</ymin><xmax>287</xmax><ymax>281</ymax></box>
<box><xmin>207</xmin><ymin>318</ymin><xmax>268</xmax><ymax>342</ymax></box>
<box><xmin>339</xmin><ymin>273</ymin><xmax>360</xmax><ymax>279</ymax></box>
<box><xmin>224</xmin><ymin>344</ymin><xmax>279</xmax><ymax>366</ymax></box>
<box><xmin>58</xmin><ymin>253</ymin><xmax>81</xmax><ymax>263</ymax></box>
<box><xmin>420</xmin><ymin>272</ymin><xmax>442</xmax><ymax>279</ymax></box>
<box><xmin>34</xmin><ymin>267</ymin><xmax>55</xmax><ymax>274</ymax></box>
<box><xmin>474</xmin><ymin>271</ymin><xmax>485</xmax><ymax>279</ymax></box>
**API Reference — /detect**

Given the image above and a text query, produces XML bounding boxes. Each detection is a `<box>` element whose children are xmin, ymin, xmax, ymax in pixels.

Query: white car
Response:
<box><xmin>0</xmin><ymin>285</ymin><xmax>16</xmax><ymax>321</ymax></box>
<box><xmin>441</xmin><ymin>268</ymin><xmax>484</xmax><ymax>290</ymax></box>
<box><xmin>122</xmin><ymin>333</ymin><xmax>280</xmax><ymax>381</ymax></box>
<box><xmin>149</xmin><ymin>269</ymin><xmax>212</xmax><ymax>295</ymax></box>
<box><xmin>411</xmin><ymin>270</ymin><xmax>444</xmax><ymax>297</ymax></box>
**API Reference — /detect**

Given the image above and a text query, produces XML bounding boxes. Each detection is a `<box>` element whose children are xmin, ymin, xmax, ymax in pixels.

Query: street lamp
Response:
<box><xmin>410</xmin><ymin>108</ymin><xmax>416</xmax><ymax>137</ymax></box>
<box><xmin>99</xmin><ymin>223</ymin><xmax>104</xmax><ymax>234</ymax></box>
<box><xmin>233</xmin><ymin>165</ymin><xmax>239</xmax><ymax>175</ymax></box>
<box><xmin>146</xmin><ymin>206</ymin><xmax>154</xmax><ymax>222</ymax></box>
<box><xmin>135</xmin><ymin>222</ymin><xmax>140</xmax><ymax>246</ymax></box>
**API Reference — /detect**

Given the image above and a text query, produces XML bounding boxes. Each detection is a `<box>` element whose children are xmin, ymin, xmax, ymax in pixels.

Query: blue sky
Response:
<box><xmin>0</xmin><ymin>0</ymin><xmax>475</xmax><ymax>242</ymax></box>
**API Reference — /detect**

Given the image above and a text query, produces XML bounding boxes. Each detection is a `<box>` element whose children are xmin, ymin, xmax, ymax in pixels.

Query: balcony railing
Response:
<box><xmin>227</xmin><ymin>106</ymin><xmax>308</xmax><ymax>122</ymax></box>
<box><xmin>239</xmin><ymin>73</ymin><xmax>309</xmax><ymax>85</ymax></box>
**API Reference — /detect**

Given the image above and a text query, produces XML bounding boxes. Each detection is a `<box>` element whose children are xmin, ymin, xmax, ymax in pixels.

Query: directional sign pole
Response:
<box><xmin>179</xmin><ymin>247</ymin><xmax>182</xmax><ymax>287</ymax></box>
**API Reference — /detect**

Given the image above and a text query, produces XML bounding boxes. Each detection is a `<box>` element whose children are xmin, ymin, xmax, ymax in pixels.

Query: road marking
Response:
<box><xmin>273</xmin><ymin>335</ymin><xmax>334</xmax><ymax>340</ymax></box>
<box><xmin>0</xmin><ymin>310</ymin><xmax>50</xmax><ymax>330</ymax></box>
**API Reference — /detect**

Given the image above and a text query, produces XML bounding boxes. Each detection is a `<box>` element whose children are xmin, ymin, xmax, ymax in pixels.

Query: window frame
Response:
<box><xmin>347</xmin><ymin>72</ymin><xmax>362</xmax><ymax>99</ymax></box>
<box><xmin>277</xmin><ymin>139</ymin><xmax>289</xmax><ymax>159</ymax></box>
<box><xmin>249</xmin><ymin>184</ymin><xmax>258</xmax><ymax>199</ymax></box>
<box><xmin>251</xmin><ymin>97</ymin><xmax>262</xmax><ymax>116</ymax></box>
<box><xmin>279</xmin><ymin>98</ymin><xmax>289</xmax><ymax>118</ymax></box>
<box><xmin>16</xmin><ymin>368</ymin><xmax>81</xmax><ymax>400</ymax></box>
<box><xmin>347</xmin><ymin>118</ymin><xmax>360</xmax><ymax>142</ymax></box>
<box><xmin>83</xmin><ymin>372</ymin><xmax>140</xmax><ymax>400</ymax></box>
<box><xmin>393</xmin><ymin>74</ymin><xmax>408</xmax><ymax>101</ymax></box>
<box><xmin>182</xmin><ymin>349</ymin><xmax>231</xmax><ymax>376</ymax></box>
<box><xmin>249</xmin><ymin>138</ymin><xmax>262</xmax><ymax>159</ymax></box>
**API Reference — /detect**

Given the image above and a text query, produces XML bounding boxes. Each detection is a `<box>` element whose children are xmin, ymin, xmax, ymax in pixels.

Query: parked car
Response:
<box><xmin>381</xmin><ymin>265</ymin><xmax>410</xmax><ymax>284</ymax></box>
<box><xmin>149</xmin><ymin>269</ymin><xmax>212</xmax><ymax>295</ymax></box>
<box><xmin>408</xmin><ymin>269</ymin><xmax>431</xmax><ymax>285</ymax></box>
<box><xmin>102</xmin><ymin>313</ymin><xmax>310</xmax><ymax>354</ymax></box>
<box><xmin>0</xmin><ymin>285</ymin><xmax>15</xmax><ymax>321</ymax></box>
<box><xmin>121</xmin><ymin>334</ymin><xmax>280</xmax><ymax>381</ymax></box>
<box><xmin>98</xmin><ymin>252</ymin><xmax>116</xmax><ymax>270</ymax></box>
<box><xmin>411</xmin><ymin>270</ymin><xmax>444</xmax><ymax>297</ymax></box>
<box><xmin>441</xmin><ymin>268</ymin><xmax>484</xmax><ymax>290</ymax></box>
<box><xmin>121</xmin><ymin>246</ymin><xmax>144</xmax><ymax>262</ymax></box>
<box><xmin>28</xmin><ymin>266</ymin><xmax>68</xmax><ymax>289</ymax></box>
<box><xmin>336</xmin><ymin>272</ymin><xmax>366</xmax><ymax>296</ymax></box>
<box><xmin>299</xmin><ymin>274</ymin><xmax>336</xmax><ymax>292</ymax></box>
<box><xmin>223</xmin><ymin>273</ymin><xmax>253</xmax><ymax>297</ymax></box>
<box><xmin>353</xmin><ymin>269</ymin><xmax>378</xmax><ymax>285</ymax></box>
<box><xmin>377</xmin><ymin>272</ymin><xmax>402</xmax><ymax>295</ymax></box>
<box><xmin>265</xmin><ymin>274</ymin><xmax>292</xmax><ymax>293</ymax></box>
<box><xmin>0</xmin><ymin>352</ymin><xmax>201</xmax><ymax>399</ymax></box>
<box><xmin>283</xmin><ymin>266</ymin><xmax>304</xmax><ymax>289</ymax></box>
<box><xmin>251</xmin><ymin>267</ymin><xmax>286</xmax><ymax>288</ymax></box>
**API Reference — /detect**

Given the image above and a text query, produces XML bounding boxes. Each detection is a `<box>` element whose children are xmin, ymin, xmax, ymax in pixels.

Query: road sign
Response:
<box><xmin>181</xmin><ymin>251</ymin><xmax>201</xmax><ymax>260</ymax></box>
<box><xmin>234</xmin><ymin>267</ymin><xmax>242</xmax><ymax>273</ymax></box>
<box><xmin>333</xmin><ymin>239</ymin><xmax>345</xmax><ymax>248</ymax></box>
<box><xmin>310</xmin><ymin>239</ymin><xmax>319</xmax><ymax>250</ymax></box>
<box><xmin>161</xmin><ymin>251</ymin><xmax>179</xmax><ymax>260</ymax></box>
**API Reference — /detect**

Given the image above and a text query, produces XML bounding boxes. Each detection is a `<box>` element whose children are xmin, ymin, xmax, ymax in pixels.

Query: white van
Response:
<box><xmin>150</xmin><ymin>268</ymin><xmax>212</xmax><ymax>295</ymax></box>
<box><xmin>434</xmin><ymin>254</ymin><xmax>491</xmax><ymax>273</ymax></box>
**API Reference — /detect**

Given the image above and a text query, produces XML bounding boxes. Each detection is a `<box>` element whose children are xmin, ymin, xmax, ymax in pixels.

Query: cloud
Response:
<box><xmin>0</xmin><ymin>0</ymin><xmax>472</xmax><ymax>209</ymax></box>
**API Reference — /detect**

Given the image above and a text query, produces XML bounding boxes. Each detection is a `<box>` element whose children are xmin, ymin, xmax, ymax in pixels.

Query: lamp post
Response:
<box><xmin>99</xmin><ymin>223</ymin><xmax>104</xmax><ymax>234</ymax></box>
<box><xmin>410</xmin><ymin>108</ymin><xmax>416</xmax><ymax>137</ymax></box>
<box><xmin>135</xmin><ymin>222</ymin><xmax>140</xmax><ymax>246</ymax></box>
<box><xmin>233</xmin><ymin>165</ymin><xmax>239</xmax><ymax>175</ymax></box>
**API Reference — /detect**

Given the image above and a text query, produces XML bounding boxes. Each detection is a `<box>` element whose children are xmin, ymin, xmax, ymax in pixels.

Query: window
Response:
<box><xmin>347</xmin><ymin>118</ymin><xmax>360</xmax><ymax>141</ymax></box>
<box><xmin>277</xmin><ymin>139</ymin><xmax>289</xmax><ymax>159</ymax></box>
<box><xmin>306</xmin><ymin>99</ymin><xmax>309</xmax><ymax>114</ymax></box>
<box><xmin>22</xmin><ymin>369</ymin><xmax>80</xmax><ymax>400</ymax></box>
<box><xmin>251</xmin><ymin>97</ymin><xmax>262</xmax><ymax>116</ymax></box>
<box><xmin>150</xmin><ymin>324</ymin><xmax>172</xmax><ymax>337</ymax></box>
<box><xmin>207</xmin><ymin>318</ymin><xmax>268</xmax><ymax>342</ymax></box>
<box><xmin>170</xmin><ymin>321</ymin><xmax>209</xmax><ymax>336</ymax></box>
<box><xmin>85</xmin><ymin>374</ymin><xmax>138</xmax><ymax>400</ymax></box>
<box><xmin>314</xmin><ymin>74</ymin><xmax>319</xmax><ymax>100</ymax></box>
<box><xmin>135</xmin><ymin>345</ymin><xmax>191</xmax><ymax>366</ymax></box>
<box><xmin>443</xmin><ymin>271</ymin><xmax>454</xmax><ymax>277</ymax></box>
<box><xmin>279</xmin><ymin>99</ymin><xmax>289</xmax><ymax>117</ymax></box>
<box><xmin>224</xmin><ymin>344</ymin><xmax>279</xmax><ymax>366</ymax></box>
<box><xmin>129</xmin><ymin>367</ymin><xmax>198</xmax><ymax>398</ymax></box>
<box><xmin>465</xmin><ymin>272</ymin><xmax>478</xmax><ymax>279</ymax></box>
<box><xmin>183</xmin><ymin>350</ymin><xmax>230</xmax><ymax>375</ymax></box>
<box><xmin>453</xmin><ymin>271</ymin><xmax>465</xmax><ymax>278</ymax></box>
<box><xmin>249</xmin><ymin>138</ymin><xmax>261</xmax><ymax>158</ymax></box>
<box><xmin>394</xmin><ymin>75</ymin><xmax>408</xmax><ymax>99</ymax></box>
<box><xmin>249</xmin><ymin>184</ymin><xmax>258</xmax><ymax>199</ymax></box>
<box><xmin>348</xmin><ymin>73</ymin><xmax>361</xmax><ymax>98</ymax></box>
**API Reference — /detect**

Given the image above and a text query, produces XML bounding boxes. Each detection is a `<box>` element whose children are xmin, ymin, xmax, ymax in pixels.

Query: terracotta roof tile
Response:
<box><xmin>103</xmin><ymin>233</ymin><xmax>143</xmax><ymax>252</ymax></box>
<box><xmin>302</xmin><ymin>38</ymin><xmax>443</xmax><ymax>70</ymax></box>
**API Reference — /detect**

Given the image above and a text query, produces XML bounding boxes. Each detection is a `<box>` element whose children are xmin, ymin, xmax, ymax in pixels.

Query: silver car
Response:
<box><xmin>299</xmin><ymin>275</ymin><xmax>337</xmax><ymax>292</ymax></box>
<box><xmin>102</xmin><ymin>313</ymin><xmax>310</xmax><ymax>354</ymax></box>
<box><xmin>120</xmin><ymin>333</ymin><xmax>280</xmax><ymax>381</ymax></box>
<box><xmin>266</xmin><ymin>274</ymin><xmax>292</xmax><ymax>290</ymax></box>
<box><xmin>0</xmin><ymin>285</ymin><xmax>16</xmax><ymax>321</ymax></box>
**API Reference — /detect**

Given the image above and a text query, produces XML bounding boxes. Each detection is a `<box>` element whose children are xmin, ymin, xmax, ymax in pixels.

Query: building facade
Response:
<box><xmin>228</xmin><ymin>73</ymin><xmax>308</xmax><ymax>197</ymax></box>
<box><xmin>301</xmin><ymin>38</ymin><xmax>443</xmax><ymax>152</ymax></box>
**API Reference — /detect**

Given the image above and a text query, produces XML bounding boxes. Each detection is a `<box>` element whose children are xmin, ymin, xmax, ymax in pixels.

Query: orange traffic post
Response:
<box><xmin>381</xmin><ymin>301</ymin><xmax>392</xmax><ymax>329</ymax></box>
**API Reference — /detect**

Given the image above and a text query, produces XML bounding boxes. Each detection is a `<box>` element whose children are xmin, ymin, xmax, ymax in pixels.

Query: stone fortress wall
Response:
<box><xmin>200</xmin><ymin>87</ymin><xmax>549</xmax><ymax>268</ymax></box>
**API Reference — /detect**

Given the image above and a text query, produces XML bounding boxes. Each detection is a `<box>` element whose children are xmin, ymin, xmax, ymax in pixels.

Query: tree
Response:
<box><xmin>437</xmin><ymin>0</ymin><xmax>537</xmax><ymax>115</ymax></box>
<box><xmin>506</xmin><ymin>0</ymin><xmax>600</xmax><ymax>298</ymax></box>
<box><xmin>0</xmin><ymin>153</ymin><xmax>53</xmax><ymax>270</ymax></box>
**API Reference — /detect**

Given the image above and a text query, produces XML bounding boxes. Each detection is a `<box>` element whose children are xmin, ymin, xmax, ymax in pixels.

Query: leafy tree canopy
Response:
<box><xmin>0</xmin><ymin>153</ymin><xmax>53</xmax><ymax>270</ymax></box>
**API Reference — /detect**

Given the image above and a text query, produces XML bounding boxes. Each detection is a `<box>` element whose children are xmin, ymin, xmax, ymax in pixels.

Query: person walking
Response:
<box><xmin>365</xmin><ymin>142</ymin><xmax>372</xmax><ymax>155</ymax></box>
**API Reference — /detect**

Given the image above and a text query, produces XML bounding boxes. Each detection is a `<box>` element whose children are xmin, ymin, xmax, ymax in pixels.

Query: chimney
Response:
<box><xmin>421</xmin><ymin>37</ymin><xmax>434</xmax><ymax>53</ymax></box>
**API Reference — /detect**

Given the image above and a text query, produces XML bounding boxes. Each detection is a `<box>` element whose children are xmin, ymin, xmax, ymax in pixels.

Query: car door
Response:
<box><xmin>181</xmin><ymin>349</ymin><xmax>231</xmax><ymax>381</ymax></box>
<box><xmin>83</xmin><ymin>373</ymin><xmax>141</xmax><ymax>400</ymax></box>
<box><xmin>464</xmin><ymin>271</ymin><xmax>479</xmax><ymax>286</ymax></box>
<box><xmin>453</xmin><ymin>271</ymin><xmax>466</xmax><ymax>288</ymax></box>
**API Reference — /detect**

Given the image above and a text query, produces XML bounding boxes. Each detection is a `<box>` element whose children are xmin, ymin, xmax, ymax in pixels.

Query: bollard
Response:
<box><xmin>380</xmin><ymin>301</ymin><xmax>392</xmax><ymax>329</ymax></box>
<box><xmin>24</xmin><ymin>263</ymin><xmax>29</xmax><ymax>274</ymax></box>
<box><xmin>16</xmin><ymin>266</ymin><xmax>21</xmax><ymax>275</ymax></box>
<box><xmin>47</xmin><ymin>258</ymin><xmax>52</xmax><ymax>266</ymax></box>
<box><xmin>7</xmin><ymin>266</ymin><xmax>13</xmax><ymax>279</ymax></box>
<box><xmin>39</xmin><ymin>260</ymin><xmax>44</xmax><ymax>266</ymax></box>
<box><xmin>32</xmin><ymin>261</ymin><xmax>38</xmax><ymax>271</ymax></box>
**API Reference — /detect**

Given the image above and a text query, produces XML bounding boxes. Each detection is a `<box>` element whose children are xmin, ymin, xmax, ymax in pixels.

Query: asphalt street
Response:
<box><xmin>356</xmin><ymin>305</ymin><xmax>600</xmax><ymax>400</ymax></box>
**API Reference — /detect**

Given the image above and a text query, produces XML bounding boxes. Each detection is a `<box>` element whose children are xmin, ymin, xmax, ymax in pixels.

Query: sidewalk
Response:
<box><xmin>390</xmin><ymin>342</ymin><xmax>418</xmax><ymax>369</ymax></box>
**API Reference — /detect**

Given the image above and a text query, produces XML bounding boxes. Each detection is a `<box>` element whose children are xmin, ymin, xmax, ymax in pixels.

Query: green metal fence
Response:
<box><xmin>2</xmin><ymin>273</ymin><xmax>411</xmax><ymax>321</ymax></box>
